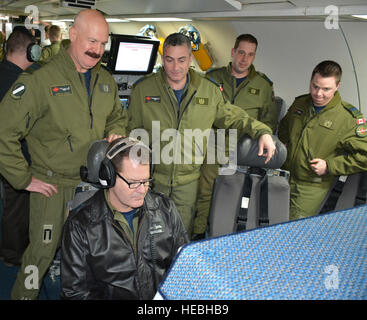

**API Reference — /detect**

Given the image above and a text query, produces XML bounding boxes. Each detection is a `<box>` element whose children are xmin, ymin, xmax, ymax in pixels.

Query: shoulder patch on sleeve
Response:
<box><xmin>356</xmin><ymin>124</ymin><xmax>367</xmax><ymax>137</ymax></box>
<box><xmin>10</xmin><ymin>83</ymin><xmax>26</xmax><ymax>100</ymax></box>
<box><xmin>342</xmin><ymin>102</ymin><xmax>363</xmax><ymax>119</ymax></box>
<box><xmin>341</xmin><ymin>103</ymin><xmax>367</xmax><ymax>137</ymax></box>
<box><xmin>257</xmin><ymin>71</ymin><xmax>273</xmax><ymax>86</ymax></box>
<box><xmin>132</xmin><ymin>73</ymin><xmax>155</xmax><ymax>89</ymax></box>
<box><xmin>207</xmin><ymin>76</ymin><xmax>219</xmax><ymax>87</ymax></box>
<box><xmin>202</xmin><ymin>76</ymin><xmax>226</xmax><ymax>101</ymax></box>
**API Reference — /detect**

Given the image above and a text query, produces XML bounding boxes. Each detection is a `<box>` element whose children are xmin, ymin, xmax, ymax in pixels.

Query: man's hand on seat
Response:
<box><xmin>258</xmin><ymin>134</ymin><xmax>276</xmax><ymax>164</ymax></box>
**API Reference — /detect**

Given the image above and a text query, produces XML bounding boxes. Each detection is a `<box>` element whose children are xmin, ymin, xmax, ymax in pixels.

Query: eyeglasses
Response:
<box><xmin>116</xmin><ymin>172</ymin><xmax>152</xmax><ymax>189</ymax></box>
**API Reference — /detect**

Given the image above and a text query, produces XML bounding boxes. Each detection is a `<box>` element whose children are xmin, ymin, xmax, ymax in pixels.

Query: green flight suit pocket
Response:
<box><xmin>241</xmin><ymin>105</ymin><xmax>260</xmax><ymax>119</ymax></box>
<box><xmin>318</xmin><ymin>118</ymin><xmax>335</xmax><ymax>130</ymax></box>
<box><xmin>47</xmin><ymin>132</ymin><xmax>74</xmax><ymax>163</ymax></box>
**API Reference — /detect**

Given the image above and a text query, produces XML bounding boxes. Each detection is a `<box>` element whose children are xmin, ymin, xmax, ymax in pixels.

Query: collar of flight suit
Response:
<box><xmin>226</xmin><ymin>62</ymin><xmax>257</xmax><ymax>80</ymax></box>
<box><xmin>158</xmin><ymin>67</ymin><xmax>203</xmax><ymax>92</ymax></box>
<box><xmin>306</xmin><ymin>91</ymin><xmax>342</xmax><ymax>113</ymax></box>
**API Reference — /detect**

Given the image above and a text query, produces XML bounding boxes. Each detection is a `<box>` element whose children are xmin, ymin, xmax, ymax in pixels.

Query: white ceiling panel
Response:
<box><xmin>96</xmin><ymin>0</ymin><xmax>240</xmax><ymax>16</ymax></box>
<box><xmin>1</xmin><ymin>0</ymin><xmax>367</xmax><ymax>20</ymax></box>
<box><xmin>289</xmin><ymin>0</ymin><xmax>367</xmax><ymax>6</ymax></box>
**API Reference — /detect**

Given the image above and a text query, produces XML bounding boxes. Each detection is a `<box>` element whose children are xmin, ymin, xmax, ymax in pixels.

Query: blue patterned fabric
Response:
<box><xmin>159</xmin><ymin>205</ymin><xmax>367</xmax><ymax>300</ymax></box>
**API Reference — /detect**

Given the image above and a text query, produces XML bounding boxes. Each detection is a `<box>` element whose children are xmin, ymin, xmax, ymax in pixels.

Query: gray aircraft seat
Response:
<box><xmin>208</xmin><ymin>134</ymin><xmax>289</xmax><ymax>237</ymax></box>
<box><xmin>318</xmin><ymin>172</ymin><xmax>367</xmax><ymax>214</ymax></box>
<box><xmin>275</xmin><ymin>96</ymin><xmax>287</xmax><ymax>123</ymax></box>
<box><xmin>44</xmin><ymin>140</ymin><xmax>108</xmax><ymax>298</ymax></box>
<box><xmin>274</xmin><ymin>96</ymin><xmax>287</xmax><ymax>135</ymax></box>
<box><xmin>67</xmin><ymin>139</ymin><xmax>109</xmax><ymax>211</ymax></box>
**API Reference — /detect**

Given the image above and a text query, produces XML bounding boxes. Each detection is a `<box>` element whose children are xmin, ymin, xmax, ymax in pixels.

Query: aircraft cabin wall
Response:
<box><xmin>230</xmin><ymin>20</ymin><xmax>366</xmax><ymax>114</ymax></box>
<box><xmin>108</xmin><ymin>19</ymin><xmax>366</xmax><ymax>114</ymax></box>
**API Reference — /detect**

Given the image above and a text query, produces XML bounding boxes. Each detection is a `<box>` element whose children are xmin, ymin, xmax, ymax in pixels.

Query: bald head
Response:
<box><xmin>73</xmin><ymin>9</ymin><xmax>108</xmax><ymax>31</ymax></box>
<box><xmin>68</xmin><ymin>9</ymin><xmax>109</xmax><ymax>72</ymax></box>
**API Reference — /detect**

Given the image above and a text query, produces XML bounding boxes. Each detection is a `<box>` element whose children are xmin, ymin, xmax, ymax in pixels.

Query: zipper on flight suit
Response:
<box><xmin>88</xmin><ymin>74</ymin><xmax>99</xmax><ymax>129</ymax></box>
<box><xmin>79</xmin><ymin>72</ymin><xmax>99</xmax><ymax>129</ymax></box>
<box><xmin>232</xmin><ymin>78</ymin><xmax>249</xmax><ymax>104</ymax></box>
<box><xmin>169</xmin><ymin>89</ymin><xmax>197</xmax><ymax>191</ymax></box>
<box><xmin>25</xmin><ymin>112</ymin><xmax>31</xmax><ymax>129</ymax></box>
<box><xmin>218</xmin><ymin>82</ymin><xmax>227</xmax><ymax>102</ymax></box>
<box><xmin>67</xmin><ymin>135</ymin><xmax>74</xmax><ymax>152</ymax></box>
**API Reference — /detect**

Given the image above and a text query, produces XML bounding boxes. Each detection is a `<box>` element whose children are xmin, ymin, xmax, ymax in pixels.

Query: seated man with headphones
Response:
<box><xmin>0</xmin><ymin>27</ymin><xmax>41</xmax><ymax>267</ymax></box>
<box><xmin>61</xmin><ymin>137</ymin><xmax>188</xmax><ymax>300</ymax></box>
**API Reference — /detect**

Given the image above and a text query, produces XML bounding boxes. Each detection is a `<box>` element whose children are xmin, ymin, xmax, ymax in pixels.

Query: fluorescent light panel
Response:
<box><xmin>128</xmin><ymin>17</ymin><xmax>192</xmax><ymax>22</ymax></box>
<box><xmin>45</xmin><ymin>17</ymin><xmax>190</xmax><ymax>23</ymax></box>
<box><xmin>352</xmin><ymin>15</ymin><xmax>367</xmax><ymax>19</ymax></box>
<box><xmin>106</xmin><ymin>18</ymin><xmax>129</xmax><ymax>23</ymax></box>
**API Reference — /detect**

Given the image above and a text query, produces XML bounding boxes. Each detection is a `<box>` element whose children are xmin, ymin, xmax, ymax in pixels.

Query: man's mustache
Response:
<box><xmin>85</xmin><ymin>51</ymin><xmax>101</xmax><ymax>59</ymax></box>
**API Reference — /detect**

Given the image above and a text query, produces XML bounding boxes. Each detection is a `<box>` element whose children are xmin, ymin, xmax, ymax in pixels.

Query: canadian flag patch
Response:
<box><xmin>357</xmin><ymin>118</ymin><xmax>366</xmax><ymax>124</ymax></box>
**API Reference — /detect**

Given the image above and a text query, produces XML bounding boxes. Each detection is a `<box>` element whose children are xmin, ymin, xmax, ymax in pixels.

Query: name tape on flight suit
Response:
<box><xmin>145</xmin><ymin>96</ymin><xmax>161</xmax><ymax>103</ymax></box>
<box><xmin>294</xmin><ymin>108</ymin><xmax>303</xmax><ymax>116</ymax></box>
<box><xmin>51</xmin><ymin>85</ymin><xmax>72</xmax><ymax>96</ymax></box>
<box><xmin>11</xmin><ymin>83</ymin><xmax>26</xmax><ymax>100</ymax></box>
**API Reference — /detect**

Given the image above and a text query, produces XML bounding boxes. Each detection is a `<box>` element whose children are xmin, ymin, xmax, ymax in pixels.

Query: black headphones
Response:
<box><xmin>80</xmin><ymin>139</ymin><xmax>110</xmax><ymax>185</ymax></box>
<box><xmin>26</xmin><ymin>42</ymin><xmax>42</xmax><ymax>62</ymax></box>
<box><xmin>5</xmin><ymin>27</ymin><xmax>42</xmax><ymax>62</ymax></box>
<box><xmin>99</xmin><ymin>137</ymin><xmax>153</xmax><ymax>188</ymax></box>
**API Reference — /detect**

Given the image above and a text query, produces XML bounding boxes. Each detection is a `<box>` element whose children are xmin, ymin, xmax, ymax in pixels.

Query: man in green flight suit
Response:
<box><xmin>0</xmin><ymin>9</ymin><xmax>127</xmax><ymax>299</ymax></box>
<box><xmin>278</xmin><ymin>60</ymin><xmax>367</xmax><ymax>220</ymax></box>
<box><xmin>40</xmin><ymin>25</ymin><xmax>62</xmax><ymax>62</ymax></box>
<box><xmin>193</xmin><ymin>34</ymin><xmax>278</xmax><ymax>237</ymax></box>
<box><xmin>127</xmin><ymin>33</ymin><xmax>276</xmax><ymax>237</ymax></box>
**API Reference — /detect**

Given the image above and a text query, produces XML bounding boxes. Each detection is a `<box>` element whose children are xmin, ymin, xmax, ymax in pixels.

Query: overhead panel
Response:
<box><xmin>0</xmin><ymin>0</ymin><xmax>80</xmax><ymax>19</ymax></box>
<box><xmin>60</xmin><ymin>0</ymin><xmax>96</xmax><ymax>9</ymax></box>
<box><xmin>290</xmin><ymin>0</ymin><xmax>367</xmax><ymax>6</ymax></box>
<box><xmin>96</xmin><ymin>0</ymin><xmax>241</xmax><ymax>16</ymax></box>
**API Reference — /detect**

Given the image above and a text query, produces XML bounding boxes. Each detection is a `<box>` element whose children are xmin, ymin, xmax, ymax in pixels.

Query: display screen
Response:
<box><xmin>115</xmin><ymin>42</ymin><xmax>154</xmax><ymax>72</ymax></box>
<box><xmin>107</xmin><ymin>34</ymin><xmax>159</xmax><ymax>75</ymax></box>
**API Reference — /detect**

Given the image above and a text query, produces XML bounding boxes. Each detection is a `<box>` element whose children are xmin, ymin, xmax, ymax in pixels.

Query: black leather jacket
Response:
<box><xmin>61</xmin><ymin>189</ymin><xmax>188</xmax><ymax>300</ymax></box>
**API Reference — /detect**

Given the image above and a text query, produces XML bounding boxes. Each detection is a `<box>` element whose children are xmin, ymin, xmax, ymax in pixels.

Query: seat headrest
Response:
<box><xmin>275</xmin><ymin>96</ymin><xmax>287</xmax><ymax>122</ymax></box>
<box><xmin>80</xmin><ymin>139</ymin><xmax>109</xmax><ymax>184</ymax></box>
<box><xmin>237</xmin><ymin>134</ymin><xmax>287</xmax><ymax>169</ymax></box>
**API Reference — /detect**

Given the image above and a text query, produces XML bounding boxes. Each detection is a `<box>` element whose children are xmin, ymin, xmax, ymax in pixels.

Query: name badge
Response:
<box><xmin>294</xmin><ymin>109</ymin><xmax>303</xmax><ymax>116</ymax></box>
<box><xmin>51</xmin><ymin>85</ymin><xmax>72</xmax><ymax>96</ymax></box>
<box><xmin>249</xmin><ymin>87</ymin><xmax>260</xmax><ymax>95</ymax></box>
<box><xmin>99</xmin><ymin>84</ymin><xmax>111</xmax><ymax>93</ymax></box>
<box><xmin>195</xmin><ymin>97</ymin><xmax>208</xmax><ymax>105</ymax></box>
<box><xmin>145</xmin><ymin>96</ymin><xmax>161</xmax><ymax>103</ymax></box>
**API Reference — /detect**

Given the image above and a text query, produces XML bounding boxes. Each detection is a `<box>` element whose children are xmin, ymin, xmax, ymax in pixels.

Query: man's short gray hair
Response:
<box><xmin>163</xmin><ymin>33</ymin><xmax>192</xmax><ymax>54</ymax></box>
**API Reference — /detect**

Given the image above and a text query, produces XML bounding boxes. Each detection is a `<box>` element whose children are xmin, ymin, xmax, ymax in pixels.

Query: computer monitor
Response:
<box><xmin>107</xmin><ymin>34</ymin><xmax>160</xmax><ymax>75</ymax></box>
